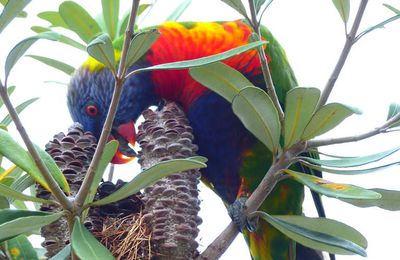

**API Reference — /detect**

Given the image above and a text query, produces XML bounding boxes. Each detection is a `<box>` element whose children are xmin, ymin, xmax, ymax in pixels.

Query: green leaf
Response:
<box><xmin>49</xmin><ymin>244</ymin><xmax>71</xmax><ymax>260</ymax></box>
<box><xmin>332</xmin><ymin>0</ymin><xmax>350</xmax><ymax>23</ymax></box>
<box><xmin>387</xmin><ymin>103</ymin><xmax>400</xmax><ymax>128</ymax></box>
<box><xmin>1</xmin><ymin>97</ymin><xmax>39</xmax><ymax>126</ymax></box>
<box><xmin>302</xmin><ymin>103</ymin><xmax>361</xmax><ymax>140</ymax></box>
<box><xmin>356</xmin><ymin>14</ymin><xmax>400</xmax><ymax>42</ymax></box>
<box><xmin>133</xmin><ymin>41</ymin><xmax>267</xmax><ymax>74</ymax></box>
<box><xmin>0</xmin><ymin>0</ymin><xmax>30</xmax><ymax>33</ymax></box>
<box><xmin>254</xmin><ymin>0</ymin><xmax>267</xmax><ymax>13</ymax></box>
<box><xmin>0</xmin><ymin>182</ymin><xmax>54</xmax><ymax>204</ymax></box>
<box><xmin>0</xmin><ymin>85</ymin><xmax>15</xmax><ymax>108</ymax></box>
<box><xmin>34</xmin><ymin>144</ymin><xmax>70</xmax><ymax>194</ymax></box>
<box><xmin>31</xmin><ymin>26</ymin><xmax>86</xmax><ymax>50</ymax></box>
<box><xmin>27</xmin><ymin>55</ymin><xmax>75</xmax><ymax>75</ymax></box>
<box><xmin>284</xmin><ymin>87</ymin><xmax>320</xmax><ymax>148</ymax></box>
<box><xmin>299</xmin><ymin>146</ymin><xmax>400</xmax><ymax>168</ymax></box>
<box><xmin>166</xmin><ymin>0</ymin><xmax>192</xmax><ymax>21</ymax></box>
<box><xmin>5</xmin><ymin>32</ymin><xmax>60</xmax><ymax>80</ymax></box>
<box><xmin>126</xmin><ymin>29</ymin><xmax>160</xmax><ymax>68</ymax></box>
<box><xmin>384</xmin><ymin>3</ymin><xmax>400</xmax><ymax>14</ymax></box>
<box><xmin>0</xmin><ymin>129</ymin><xmax>68</xmax><ymax>192</ymax></box>
<box><xmin>0</xmin><ymin>196</ymin><xmax>9</xmax><ymax>209</ymax></box>
<box><xmin>285</xmin><ymin>169</ymin><xmax>381</xmax><ymax>200</ymax></box>
<box><xmin>71</xmin><ymin>217</ymin><xmax>114</xmax><ymax>260</ymax></box>
<box><xmin>87</xmin><ymin>33</ymin><xmax>115</xmax><ymax>69</ymax></box>
<box><xmin>189</xmin><ymin>62</ymin><xmax>253</xmax><ymax>102</ymax></box>
<box><xmin>0</xmin><ymin>209</ymin><xmax>63</xmax><ymax>241</ymax></box>
<box><xmin>90</xmin><ymin>158</ymin><xmax>206</xmax><ymax>206</ymax></box>
<box><xmin>59</xmin><ymin>1</ymin><xmax>102</xmax><ymax>43</ymax></box>
<box><xmin>341</xmin><ymin>188</ymin><xmax>400</xmax><ymax>211</ymax></box>
<box><xmin>102</xmin><ymin>0</ymin><xmax>119</xmax><ymax>39</ymax></box>
<box><xmin>37</xmin><ymin>11</ymin><xmax>68</xmax><ymax>28</ymax></box>
<box><xmin>232</xmin><ymin>86</ymin><xmax>281</xmax><ymax>153</ymax></box>
<box><xmin>253</xmin><ymin>212</ymin><xmax>367</xmax><ymax>256</ymax></box>
<box><xmin>220</xmin><ymin>0</ymin><xmax>248</xmax><ymax>18</ymax></box>
<box><xmin>300</xmin><ymin>160</ymin><xmax>400</xmax><ymax>175</ymax></box>
<box><xmin>6</xmin><ymin>235</ymin><xmax>38</xmax><ymax>260</ymax></box>
<box><xmin>84</xmin><ymin>141</ymin><xmax>118</xmax><ymax>208</ymax></box>
<box><xmin>118</xmin><ymin>13</ymin><xmax>130</xmax><ymax>37</ymax></box>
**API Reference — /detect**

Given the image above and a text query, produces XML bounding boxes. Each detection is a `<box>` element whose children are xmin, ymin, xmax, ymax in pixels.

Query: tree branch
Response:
<box><xmin>308</xmin><ymin>111</ymin><xmax>400</xmax><ymax>148</ymax></box>
<box><xmin>197</xmin><ymin>143</ymin><xmax>305</xmax><ymax>259</ymax></box>
<box><xmin>316</xmin><ymin>0</ymin><xmax>369</xmax><ymax>109</ymax></box>
<box><xmin>0</xmin><ymin>81</ymin><xmax>72</xmax><ymax>211</ymax></box>
<box><xmin>74</xmin><ymin>0</ymin><xmax>141</xmax><ymax>209</ymax></box>
<box><xmin>248</xmin><ymin>0</ymin><xmax>284</xmax><ymax>123</ymax></box>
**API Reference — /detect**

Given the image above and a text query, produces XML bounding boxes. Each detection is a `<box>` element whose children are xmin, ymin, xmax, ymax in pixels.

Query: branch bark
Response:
<box><xmin>317</xmin><ymin>0</ymin><xmax>369</xmax><ymax>109</ymax></box>
<box><xmin>74</xmin><ymin>0</ymin><xmax>141</xmax><ymax>209</ymax></box>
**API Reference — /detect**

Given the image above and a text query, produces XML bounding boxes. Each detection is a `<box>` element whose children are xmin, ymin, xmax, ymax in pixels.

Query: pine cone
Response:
<box><xmin>37</xmin><ymin>123</ymin><xmax>97</xmax><ymax>258</ymax></box>
<box><xmin>138</xmin><ymin>102</ymin><xmax>202</xmax><ymax>260</ymax></box>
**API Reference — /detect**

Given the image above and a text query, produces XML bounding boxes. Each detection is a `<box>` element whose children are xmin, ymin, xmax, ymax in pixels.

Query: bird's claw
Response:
<box><xmin>228</xmin><ymin>197</ymin><xmax>258</xmax><ymax>232</ymax></box>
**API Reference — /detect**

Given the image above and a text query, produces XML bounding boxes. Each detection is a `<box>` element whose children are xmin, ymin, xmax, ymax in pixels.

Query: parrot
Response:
<box><xmin>67</xmin><ymin>20</ymin><xmax>324</xmax><ymax>260</ymax></box>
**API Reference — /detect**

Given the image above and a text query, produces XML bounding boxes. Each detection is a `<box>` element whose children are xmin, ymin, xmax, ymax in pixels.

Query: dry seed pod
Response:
<box><xmin>37</xmin><ymin>123</ymin><xmax>96</xmax><ymax>258</ymax></box>
<box><xmin>139</xmin><ymin>102</ymin><xmax>202</xmax><ymax>260</ymax></box>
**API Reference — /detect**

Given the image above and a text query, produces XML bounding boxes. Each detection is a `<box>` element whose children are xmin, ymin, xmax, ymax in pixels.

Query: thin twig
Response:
<box><xmin>0</xmin><ymin>81</ymin><xmax>72</xmax><ymax>211</ymax></box>
<box><xmin>317</xmin><ymin>0</ymin><xmax>369</xmax><ymax>109</ymax></box>
<box><xmin>308</xmin><ymin>111</ymin><xmax>400</xmax><ymax>148</ymax></box>
<box><xmin>197</xmin><ymin>143</ymin><xmax>304</xmax><ymax>259</ymax></box>
<box><xmin>74</xmin><ymin>0</ymin><xmax>141</xmax><ymax>209</ymax></box>
<box><xmin>248</xmin><ymin>0</ymin><xmax>284</xmax><ymax>123</ymax></box>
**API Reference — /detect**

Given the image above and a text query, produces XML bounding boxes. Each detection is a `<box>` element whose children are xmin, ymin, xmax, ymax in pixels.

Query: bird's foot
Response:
<box><xmin>228</xmin><ymin>196</ymin><xmax>258</xmax><ymax>232</ymax></box>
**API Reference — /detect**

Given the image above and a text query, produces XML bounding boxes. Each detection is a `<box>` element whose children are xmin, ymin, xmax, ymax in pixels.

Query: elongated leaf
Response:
<box><xmin>384</xmin><ymin>3</ymin><xmax>400</xmax><ymax>14</ymax></box>
<box><xmin>85</xmin><ymin>141</ymin><xmax>118</xmax><ymax>207</ymax></box>
<box><xmin>332</xmin><ymin>0</ymin><xmax>350</xmax><ymax>23</ymax></box>
<box><xmin>87</xmin><ymin>33</ymin><xmax>115</xmax><ymax>69</ymax></box>
<box><xmin>91</xmin><ymin>158</ymin><xmax>206</xmax><ymax>206</ymax></box>
<box><xmin>71</xmin><ymin>217</ymin><xmax>113</xmax><ymax>260</ymax></box>
<box><xmin>133</xmin><ymin>41</ymin><xmax>267</xmax><ymax>74</ymax></box>
<box><xmin>0</xmin><ymin>210</ymin><xmax>63</xmax><ymax>241</ymax></box>
<box><xmin>118</xmin><ymin>13</ymin><xmax>130</xmax><ymax>37</ymax></box>
<box><xmin>220</xmin><ymin>0</ymin><xmax>248</xmax><ymax>18</ymax></box>
<box><xmin>255</xmin><ymin>0</ymin><xmax>267</xmax><ymax>13</ymax></box>
<box><xmin>11</xmin><ymin>200</ymin><xmax>27</xmax><ymax>210</ymax></box>
<box><xmin>34</xmin><ymin>144</ymin><xmax>70</xmax><ymax>194</ymax></box>
<box><xmin>0</xmin><ymin>0</ymin><xmax>30</xmax><ymax>33</ymax></box>
<box><xmin>102</xmin><ymin>0</ymin><xmax>119</xmax><ymax>39</ymax></box>
<box><xmin>299</xmin><ymin>146</ymin><xmax>400</xmax><ymax>168</ymax></box>
<box><xmin>5</xmin><ymin>32</ymin><xmax>60</xmax><ymax>80</ymax></box>
<box><xmin>1</xmin><ymin>98</ymin><xmax>39</xmax><ymax>126</ymax></box>
<box><xmin>300</xmin><ymin>160</ymin><xmax>400</xmax><ymax>175</ymax></box>
<box><xmin>232</xmin><ymin>86</ymin><xmax>280</xmax><ymax>153</ymax></box>
<box><xmin>6</xmin><ymin>235</ymin><xmax>38</xmax><ymax>260</ymax></box>
<box><xmin>341</xmin><ymin>188</ymin><xmax>400</xmax><ymax>211</ymax></box>
<box><xmin>126</xmin><ymin>29</ymin><xmax>160</xmax><ymax>68</ymax></box>
<box><xmin>387</xmin><ymin>103</ymin><xmax>400</xmax><ymax>128</ymax></box>
<box><xmin>37</xmin><ymin>11</ymin><xmax>68</xmax><ymax>28</ymax></box>
<box><xmin>254</xmin><ymin>212</ymin><xmax>367</xmax><ymax>256</ymax></box>
<box><xmin>59</xmin><ymin>1</ymin><xmax>102</xmax><ymax>43</ymax></box>
<box><xmin>166</xmin><ymin>0</ymin><xmax>192</xmax><ymax>21</ymax></box>
<box><xmin>49</xmin><ymin>244</ymin><xmax>71</xmax><ymax>260</ymax></box>
<box><xmin>0</xmin><ymin>196</ymin><xmax>9</xmax><ymax>209</ymax></box>
<box><xmin>31</xmin><ymin>26</ymin><xmax>86</xmax><ymax>50</ymax></box>
<box><xmin>285</xmin><ymin>169</ymin><xmax>381</xmax><ymax>200</ymax></box>
<box><xmin>189</xmin><ymin>62</ymin><xmax>253</xmax><ymax>102</ymax></box>
<box><xmin>0</xmin><ymin>129</ymin><xmax>68</xmax><ymax>192</ymax></box>
<box><xmin>27</xmin><ymin>55</ymin><xmax>75</xmax><ymax>75</ymax></box>
<box><xmin>284</xmin><ymin>87</ymin><xmax>320</xmax><ymax>148</ymax></box>
<box><xmin>356</xmin><ymin>14</ymin><xmax>400</xmax><ymax>42</ymax></box>
<box><xmin>0</xmin><ymin>85</ymin><xmax>15</xmax><ymax>108</ymax></box>
<box><xmin>302</xmin><ymin>103</ymin><xmax>361</xmax><ymax>140</ymax></box>
<box><xmin>0</xmin><ymin>183</ymin><xmax>53</xmax><ymax>204</ymax></box>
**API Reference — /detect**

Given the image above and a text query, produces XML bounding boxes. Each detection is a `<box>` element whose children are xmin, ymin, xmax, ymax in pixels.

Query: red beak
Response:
<box><xmin>110</xmin><ymin>121</ymin><xmax>137</xmax><ymax>164</ymax></box>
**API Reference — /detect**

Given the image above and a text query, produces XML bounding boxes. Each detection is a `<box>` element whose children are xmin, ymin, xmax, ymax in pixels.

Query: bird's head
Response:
<box><xmin>67</xmin><ymin>61</ymin><xmax>158</xmax><ymax>164</ymax></box>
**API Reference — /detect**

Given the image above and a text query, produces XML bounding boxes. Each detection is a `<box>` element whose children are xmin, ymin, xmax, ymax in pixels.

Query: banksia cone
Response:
<box><xmin>37</xmin><ymin>123</ymin><xmax>96</xmax><ymax>258</ymax></box>
<box><xmin>138</xmin><ymin>102</ymin><xmax>202</xmax><ymax>260</ymax></box>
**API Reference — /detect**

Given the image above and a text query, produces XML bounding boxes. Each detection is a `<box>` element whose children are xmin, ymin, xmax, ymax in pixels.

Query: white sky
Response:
<box><xmin>1</xmin><ymin>1</ymin><xmax>400</xmax><ymax>260</ymax></box>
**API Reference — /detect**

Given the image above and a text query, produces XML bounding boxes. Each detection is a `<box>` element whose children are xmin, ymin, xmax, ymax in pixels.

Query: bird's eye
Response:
<box><xmin>86</xmin><ymin>105</ymin><xmax>98</xmax><ymax>117</ymax></box>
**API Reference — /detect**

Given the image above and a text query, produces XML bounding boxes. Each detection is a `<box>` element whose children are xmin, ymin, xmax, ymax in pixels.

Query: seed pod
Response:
<box><xmin>139</xmin><ymin>103</ymin><xmax>202</xmax><ymax>260</ymax></box>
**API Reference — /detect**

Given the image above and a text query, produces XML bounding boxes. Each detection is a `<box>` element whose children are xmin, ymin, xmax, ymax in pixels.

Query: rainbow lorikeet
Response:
<box><xmin>67</xmin><ymin>20</ymin><xmax>323</xmax><ymax>260</ymax></box>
